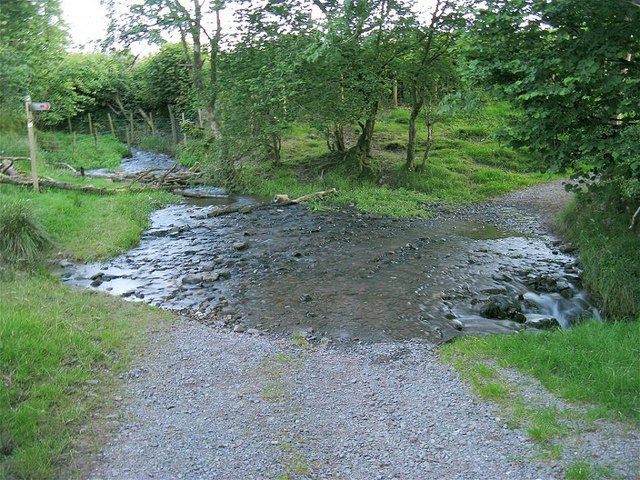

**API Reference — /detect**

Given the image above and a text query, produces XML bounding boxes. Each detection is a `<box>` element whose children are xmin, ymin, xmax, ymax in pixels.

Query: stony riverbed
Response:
<box><xmin>62</xmin><ymin>180</ymin><xmax>598</xmax><ymax>344</ymax></box>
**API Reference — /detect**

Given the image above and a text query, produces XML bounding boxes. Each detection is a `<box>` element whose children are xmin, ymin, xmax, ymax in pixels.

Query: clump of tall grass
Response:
<box><xmin>0</xmin><ymin>200</ymin><xmax>52</xmax><ymax>269</ymax></box>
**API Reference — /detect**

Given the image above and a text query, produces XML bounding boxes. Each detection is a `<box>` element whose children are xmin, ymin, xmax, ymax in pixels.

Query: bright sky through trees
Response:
<box><xmin>61</xmin><ymin>0</ymin><xmax>108</xmax><ymax>50</ymax></box>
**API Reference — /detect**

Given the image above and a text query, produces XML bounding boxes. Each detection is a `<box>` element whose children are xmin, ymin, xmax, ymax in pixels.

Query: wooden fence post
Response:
<box><xmin>181</xmin><ymin>113</ymin><xmax>188</xmax><ymax>146</ymax></box>
<box><xmin>107</xmin><ymin>112</ymin><xmax>116</xmax><ymax>137</ymax></box>
<box><xmin>168</xmin><ymin>105</ymin><xmax>178</xmax><ymax>144</ymax></box>
<box><xmin>24</xmin><ymin>95</ymin><xmax>39</xmax><ymax>192</ymax></box>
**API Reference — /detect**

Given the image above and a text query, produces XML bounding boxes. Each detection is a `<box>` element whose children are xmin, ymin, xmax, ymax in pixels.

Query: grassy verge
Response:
<box><xmin>0</xmin><ymin>276</ymin><xmax>174</xmax><ymax>479</ymax></box>
<box><xmin>0</xmin><ymin>184</ymin><xmax>176</xmax><ymax>479</ymax></box>
<box><xmin>232</xmin><ymin>104</ymin><xmax>554</xmax><ymax>216</ymax></box>
<box><xmin>557</xmin><ymin>199</ymin><xmax>640</xmax><ymax>319</ymax></box>
<box><xmin>1</xmin><ymin>130</ymin><xmax>128</xmax><ymax>173</ymax></box>
<box><xmin>441</xmin><ymin>321</ymin><xmax>640</xmax><ymax>422</ymax></box>
<box><xmin>1</xmin><ymin>130</ymin><xmax>179</xmax><ymax>478</ymax></box>
<box><xmin>0</xmin><ymin>185</ymin><xmax>176</xmax><ymax>261</ymax></box>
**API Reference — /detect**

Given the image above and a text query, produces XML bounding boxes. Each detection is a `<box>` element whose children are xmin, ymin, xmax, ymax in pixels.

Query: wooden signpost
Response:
<box><xmin>24</xmin><ymin>97</ymin><xmax>51</xmax><ymax>192</ymax></box>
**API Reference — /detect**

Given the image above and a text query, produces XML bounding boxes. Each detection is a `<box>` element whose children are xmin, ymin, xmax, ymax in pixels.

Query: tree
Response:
<box><xmin>395</xmin><ymin>0</ymin><xmax>468</xmax><ymax>171</ymax></box>
<box><xmin>220</xmin><ymin>36</ymin><xmax>304</xmax><ymax>165</ymax></box>
<box><xmin>0</xmin><ymin>0</ymin><xmax>67</xmax><ymax>116</ymax></box>
<box><xmin>130</xmin><ymin>43</ymin><xmax>195</xmax><ymax>114</ymax></box>
<box><xmin>110</xmin><ymin>0</ymin><xmax>227</xmax><ymax>134</ymax></box>
<box><xmin>34</xmin><ymin>52</ymin><xmax>132</xmax><ymax>124</ymax></box>
<box><xmin>466</xmin><ymin>0</ymin><xmax>640</xmax><ymax>215</ymax></box>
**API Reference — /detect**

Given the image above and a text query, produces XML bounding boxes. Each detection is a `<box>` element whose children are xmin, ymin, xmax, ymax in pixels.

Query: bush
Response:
<box><xmin>0</xmin><ymin>200</ymin><xmax>52</xmax><ymax>269</ymax></box>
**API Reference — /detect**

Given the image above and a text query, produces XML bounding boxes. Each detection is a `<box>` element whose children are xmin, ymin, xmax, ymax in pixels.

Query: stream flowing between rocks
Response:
<box><xmin>62</xmin><ymin>150</ymin><xmax>599</xmax><ymax>344</ymax></box>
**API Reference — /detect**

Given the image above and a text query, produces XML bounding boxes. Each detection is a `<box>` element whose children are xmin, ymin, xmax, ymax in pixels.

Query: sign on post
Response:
<box><xmin>24</xmin><ymin>96</ymin><xmax>52</xmax><ymax>192</ymax></box>
<box><xmin>31</xmin><ymin>102</ymin><xmax>51</xmax><ymax>111</ymax></box>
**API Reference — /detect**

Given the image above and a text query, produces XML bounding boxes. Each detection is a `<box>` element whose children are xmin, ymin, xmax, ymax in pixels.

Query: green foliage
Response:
<box><xmin>0</xmin><ymin>200</ymin><xmax>52</xmax><ymax>270</ymax></box>
<box><xmin>34</xmin><ymin>53</ymin><xmax>133</xmax><ymax>125</ymax></box>
<box><xmin>466</xmin><ymin>0</ymin><xmax>640</xmax><ymax>208</ymax></box>
<box><xmin>0</xmin><ymin>0</ymin><xmax>67</xmax><ymax>113</ymax></box>
<box><xmin>130</xmin><ymin>43</ymin><xmax>195</xmax><ymax>114</ymax></box>
<box><xmin>558</xmin><ymin>199</ymin><xmax>640</xmax><ymax>319</ymax></box>
<box><xmin>442</xmin><ymin>321</ymin><xmax>640</xmax><ymax>422</ymax></box>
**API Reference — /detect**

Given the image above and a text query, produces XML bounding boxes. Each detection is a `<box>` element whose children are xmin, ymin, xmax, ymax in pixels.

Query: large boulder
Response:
<box><xmin>524</xmin><ymin>314</ymin><xmax>561</xmax><ymax>330</ymax></box>
<box><xmin>480</xmin><ymin>295</ymin><xmax>525</xmax><ymax>322</ymax></box>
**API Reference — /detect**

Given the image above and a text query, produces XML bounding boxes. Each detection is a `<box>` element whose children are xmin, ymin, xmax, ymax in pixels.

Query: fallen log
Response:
<box><xmin>1</xmin><ymin>160</ymin><xmax>17</xmax><ymax>176</ymax></box>
<box><xmin>0</xmin><ymin>173</ymin><xmax>126</xmax><ymax>194</ymax></box>
<box><xmin>207</xmin><ymin>188</ymin><xmax>337</xmax><ymax>218</ymax></box>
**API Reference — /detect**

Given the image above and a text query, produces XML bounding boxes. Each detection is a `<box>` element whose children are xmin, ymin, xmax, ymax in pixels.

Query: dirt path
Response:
<box><xmin>87</xmin><ymin>182</ymin><xmax>639</xmax><ymax>479</ymax></box>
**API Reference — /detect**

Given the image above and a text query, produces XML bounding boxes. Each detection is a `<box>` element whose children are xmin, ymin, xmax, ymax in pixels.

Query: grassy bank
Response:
<box><xmin>442</xmin><ymin>321</ymin><xmax>640</xmax><ymax>422</ymax></box>
<box><xmin>1</xmin><ymin>130</ymin><xmax>178</xmax><ymax>478</ymax></box>
<box><xmin>178</xmin><ymin>103</ymin><xmax>554</xmax><ymax>217</ymax></box>
<box><xmin>1</xmin><ymin>130</ymin><xmax>127</xmax><ymax>173</ymax></box>
<box><xmin>0</xmin><ymin>276</ymin><xmax>174</xmax><ymax>479</ymax></box>
<box><xmin>0</xmin><ymin>185</ymin><xmax>176</xmax><ymax>479</ymax></box>
<box><xmin>558</xmin><ymin>199</ymin><xmax>640</xmax><ymax>319</ymax></box>
<box><xmin>0</xmin><ymin>185</ymin><xmax>175</xmax><ymax>261</ymax></box>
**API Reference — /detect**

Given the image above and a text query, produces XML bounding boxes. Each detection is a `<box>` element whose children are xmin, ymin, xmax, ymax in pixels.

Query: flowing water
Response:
<box><xmin>62</xmin><ymin>151</ymin><xmax>599</xmax><ymax>343</ymax></box>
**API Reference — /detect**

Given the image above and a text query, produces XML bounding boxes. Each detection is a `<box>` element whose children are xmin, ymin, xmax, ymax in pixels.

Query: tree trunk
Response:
<box><xmin>357</xmin><ymin>101</ymin><xmax>379</xmax><ymax>156</ymax></box>
<box><xmin>268</xmin><ymin>133</ymin><xmax>282</xmax><ymax>165</ymax></box>
<box><xmin>419</xmin><ymin>101</ymin><xmax>435</xmax><ymax>172</ymax></box>
<box><xmin>326</xmin><ymin>123</ymin><xmax>346</xmax><ymax>152</ymax></box>
<box><xmin>406</xmin><ymin>84</ymin><xmax>424</xmax><ymax>171</ymax></box>
<box><xmin>346</xmin><ymin>101</ymin><xmax>378</xmax><ymax>173</ymax></box>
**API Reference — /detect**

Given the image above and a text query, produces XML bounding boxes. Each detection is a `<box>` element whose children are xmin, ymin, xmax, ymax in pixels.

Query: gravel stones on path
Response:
<box><xmin>90</xmin><ymin>319</ymin><xmax>580</xmax><ymax>480</ymax></box>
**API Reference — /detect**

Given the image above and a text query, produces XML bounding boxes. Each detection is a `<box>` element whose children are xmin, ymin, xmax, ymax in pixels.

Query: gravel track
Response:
<box><xmin>90</xmin><ymin>322</ymin><xmax>554</xmax><ymax>480</ymax></box>
<box><xmin>89</xmin><ymin>182</ymin><xmax>639</xmax><ymax>479</ymax></box>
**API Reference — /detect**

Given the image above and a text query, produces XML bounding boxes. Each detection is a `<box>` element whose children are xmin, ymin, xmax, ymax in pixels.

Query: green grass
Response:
<box><xmin>442</xmin><ymin>321</ymin><xmax>640</xmax><ymax>422</ymax></box>
<box><xmin>558</xmin><ymin>199</ymin><xmax>640</xmax><ymax>319</ymax></box>
<box><xmin>38</xmin><ymin>131</ymin><xmax>128</xmax><ymax>170</ymax></box>
<box><xmin>0</xmin><ymin>185</ymin><xmax>176</xmax><ymax>260</ymax></box>
<box><xmin>0</xmin><ymin>128</ymin><xmax>178</xmax><ymax>479</ymax></box>
<box><xmin>0</xmin><ymin>200</ymin><xmax>52</xmax><ymax>269</ymax></box>
<box><xmin>564</xmin><ymin>461</ymin><xmax>615</xmax><ymax>480</ymax></box>
<box><xmin>0</xmin><ymin>274</ymin><xmax>174</xmax><ymax>479</ymax></box>
<box><xmin>232</xmin><ymin>103</ymin><xmax>554</xmax><ymax>217</ymax></box>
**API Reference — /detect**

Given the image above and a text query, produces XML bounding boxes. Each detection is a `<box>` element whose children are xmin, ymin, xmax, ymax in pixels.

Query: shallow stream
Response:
<box><xmin>62</xmin><ymin>151</ymin><xmax>599</xmax><ymax>343</ymax></box>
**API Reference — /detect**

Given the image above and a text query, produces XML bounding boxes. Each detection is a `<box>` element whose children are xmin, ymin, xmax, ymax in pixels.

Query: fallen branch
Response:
<box><xmin>173</xmin><ymin>189</ymin><xmax>224</xmax><ymax>198</ymax></box>
<box><xmin>158</xmin><ymin>163</ymin><xmax>178</xmax><ymax>185</ymax></box>
<box><xmin>0</xmin><ymin>173</ymin><xmax>126</xmax><ymax>194</ymax></box>
<box><xmin>1</xmin><ymin>160</ymin><xmax>15</xmax><ymax>176</ymax></box>
<box><xmin>207</xmin><ymin>188</ymin><xmax>337</xmax><ymax>218</ymax></box>
<box><xmin>0</xmin><ymin>156</ymin><xmax>30</xmax><ymax>162</ymax></box>
<box><xmin>630</xmin><ymin>205</ymin><xmax>640</xmax><ymax>231</ymax></box>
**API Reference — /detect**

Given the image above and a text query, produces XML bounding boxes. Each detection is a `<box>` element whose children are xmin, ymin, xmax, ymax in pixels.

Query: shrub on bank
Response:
<box><xmin>0</xmin><ymin>200</ymin><xmax>52</xmax><ymax>270</ymax></box>
<box><xmin>558</xmin><ymin>199</ymin><xmax>640</xmax><ymax>319</ymax></box>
